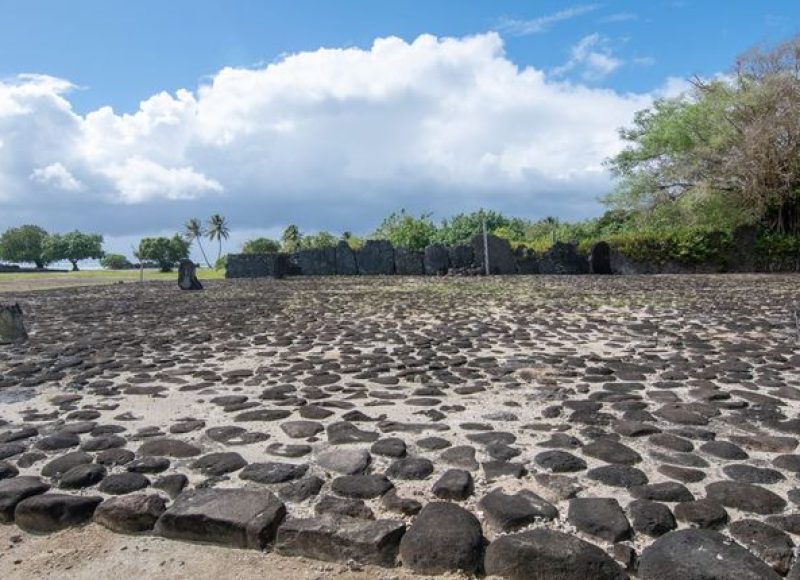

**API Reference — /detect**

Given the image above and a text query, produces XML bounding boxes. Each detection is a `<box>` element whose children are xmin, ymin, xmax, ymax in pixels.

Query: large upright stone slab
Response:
<box><xmin>540</xmin><ymin>242</ymin><xmax>590</xmax><ymax>274</ymax></box>
<box><xmin>225</xmin><ymin>253</ymin><xmax>289</xmax><ymax>279</ymax></box>
<box><xmin>293</xmin><ymin>247</ymin><xmax>337</xmax><ymax>275</ymax></box>
<box><xmin>336</xmin><ymin>241</ymin><xmax>358</xmax><ymax>275</ymax></box>
<box><xmin>395</xmin><ymin>248</ymin><xmax>424</xmax><ymax>275</ymax></box>
<box><xmin>0</xmin><ymin>303</ymin><xmax>27</xmax><ymax>344</ymax></box>
<box><xmin>472</xmin><ymin>234</ymin><xmax>516</xmax><ymax>275</ymax></box>
<box><xmin>449</xmin><ymin>244</ymin><xmax>474</xmax><ymax>269</ymax></box>
<box><xmin>275</xmin><ymin>514</ymin><xmax>405</xmax><ymax>567</ymax></box>
<box><xmin>155</xmin><ymin>488</ymin><xmax>286</xmax><ymax>549</ymax></box>
<box><xmin>357</xmin><ymin>240</ymin><xmax>395</xmax><ymax>275</ymax></box>
<box><xmin>588</xmin><ymin>241</ymin><xmax>612</xmax><ymax>274</ymax></box>
<box><xmin>424</xmin><ymin>244</ymin><xmax>450</xmax><ymax>275</ymax></box>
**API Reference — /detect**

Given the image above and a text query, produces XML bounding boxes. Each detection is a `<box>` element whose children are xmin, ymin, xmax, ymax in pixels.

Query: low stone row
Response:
<box><xmin>0</xmin><ymin>479</ymin><xmax>784</xmax><ymax>579</ymax></box>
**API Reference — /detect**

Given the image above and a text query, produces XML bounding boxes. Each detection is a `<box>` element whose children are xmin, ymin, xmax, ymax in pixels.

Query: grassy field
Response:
<box><xmin>0</xmin><ymin>268</ymin><xmax>225</xmax><ymax>293</ymax></box>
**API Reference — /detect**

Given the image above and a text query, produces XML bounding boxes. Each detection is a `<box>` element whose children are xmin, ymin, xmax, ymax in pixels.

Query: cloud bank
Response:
<box><xmin>0</xmin><ymin>32</ymin><xmax>656</xmax><ymax>243</ymax></box>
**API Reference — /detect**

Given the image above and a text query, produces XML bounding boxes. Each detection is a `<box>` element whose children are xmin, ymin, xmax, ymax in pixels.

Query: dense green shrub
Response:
<box><xmin>100</xmin><ymin>253</ymin><xmax>133</xmax><ymax>270</ymax></box>
<box><xmin>586</xmin><ymin>229</ymin><xmax>736</xmax><ymax>265</ymax></box>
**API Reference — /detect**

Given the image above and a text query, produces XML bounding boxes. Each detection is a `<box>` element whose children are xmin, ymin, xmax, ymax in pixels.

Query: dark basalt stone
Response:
<box><xmin>399</xmin><ymin>502</ymin><xmax>484</xmax><ymax>575</ymax></box>
<box><xmin>639</xmin><ymin>529</ymin><xmax>780</xmax><ymax>580</ymax></box>
<box><xmin>155</xmin><ymin>488</ymin><xmax>286</xmax><ymax>549</ymax></box>
<box><xmin>15</xmin><ymin>493</ymin><xmax>103</xmax><ymax>533</ymax></box>
<box><xmin>485</xmin><ymin>529</ymin><xmax>627</xmax><ymax>580</ymax></box>
<box><xmin>178</xmin><ymin>259</ymin><xmax>203</xmax><ymax>290</ymax></box>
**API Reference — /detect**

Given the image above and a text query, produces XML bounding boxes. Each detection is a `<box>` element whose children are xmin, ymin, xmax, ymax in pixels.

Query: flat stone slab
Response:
<box><xmin>639</xmin><ymin>528</ymin><xmax>780</xmax><ymax>580</ymax></box>
<box><xmin>485</xmin><ymin>529</ymin><xmax>628</xmax><ymax>580</ymax></box>
<box><xmin>275</xmin><ymin>515</ymin><xmax>405</xmax><ymax>567</ymax></box>
<box><xmin>94</xmin><ymin>494</ymin><xmax>167</xmax><ymax>534</ymax></box>
<box><xmin>155</xmin><ymin>488</ymin><xmax>286</xmax><ymax>549</ymax></box>
<box><xmin>14</xmin><ymin>493</ymin><xmax>103</xmax><ymax>533</ymax></box>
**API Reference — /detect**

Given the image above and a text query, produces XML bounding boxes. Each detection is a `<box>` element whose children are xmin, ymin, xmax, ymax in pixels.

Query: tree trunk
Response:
<box><xmin>34</xmin><ymin>260</ymin><xmax>44</xmax><ymax>269</ymax></box>
<box><xmin>196</xmin><ymin>237</ymin><xmax>212</xmax><ymax>268</ymax></box>
<box><xmin>70</xmin><ymin>259</ymin><xmax>79</xmax><ymax>271</ymax></box>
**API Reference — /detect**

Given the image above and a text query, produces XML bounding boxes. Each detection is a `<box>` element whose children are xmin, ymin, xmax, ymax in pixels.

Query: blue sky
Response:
<box><xmin>0</xmin><ymin>1</ymin><xmax>798</xmax><ymax>258</ymax></box>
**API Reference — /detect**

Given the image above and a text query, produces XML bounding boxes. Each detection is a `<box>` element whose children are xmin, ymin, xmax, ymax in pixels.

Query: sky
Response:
<box><xmin>1</xmin><ymin>1</ymin><xmax>798</xmax><ymax>259</ymax></box>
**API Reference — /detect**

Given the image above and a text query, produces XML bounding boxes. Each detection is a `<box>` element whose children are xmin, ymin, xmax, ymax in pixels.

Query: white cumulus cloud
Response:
<box><xmin>0</xmin><ymin>32</ymin><xmax>657</xmax><ymax>240</ymax></box>
<box><xmin>30</xmin><ymin>162</ymin><xmax>83</xmax><ymax>191</ymax></box>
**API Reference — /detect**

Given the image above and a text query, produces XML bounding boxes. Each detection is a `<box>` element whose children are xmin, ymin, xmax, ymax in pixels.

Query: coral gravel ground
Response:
<box><xmin>0</xmin><ymin>274</ymin><xmax>799</xmax><ymax>578</ymax></box>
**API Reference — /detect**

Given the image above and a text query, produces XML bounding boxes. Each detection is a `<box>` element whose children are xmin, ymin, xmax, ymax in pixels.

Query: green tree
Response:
<box><xmin>100</xmin><ymin>253</ymin><xmax>132</xmax><ymax>270</ymax></box>
<box><xmin>207</xmin><ymin>214</ymin><xmax>230</xmax><ymax>262</ymax></box>
<box><xmin>184</xmin><ymin>218</ymin><xmax>212</xmax><ymax>267</ymax></box>
<box><xmin>436</xmin><ymin>210</ymin><xmax>526</xmax><ymax>245</ymax></box>
<box><xmin>606</xmin><ymin>34</ymin><xmax>800</xmax><ymax>233</ymax></box>
<box><xmin>301</xmin><ymin>231</ymin><xmax>338</xmax><ymax>249</ymax></box>
<box><xmin>0</xmin><ymin>225</ymin><xmax>50</xmax><ymax>268</ymax></box>
<box><xmin>137</xmin><ymin>235</ymin><xmax>190</xmax><ymax>272</ymax></box>
<box><xmin>242</xmin><ymin>237</ymin><xmax>281</xmax><ymax>253</ymax></box>
<box><xmin>42</xmin><ymin>231</ymin><xmax>104</xmax><ymax>271</ymax></box>
<box><xmin>281</xmin><ymin>225</ymin><xmax>302</xmax><ymax>252</ymax></box>
<box><xmin>372</xmin><ymin>210</ymin><xmax>437</xmax><ymax>250</ymax></box>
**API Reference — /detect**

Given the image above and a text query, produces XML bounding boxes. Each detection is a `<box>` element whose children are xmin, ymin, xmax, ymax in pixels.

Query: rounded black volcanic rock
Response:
<box><xmin>485</xmin><ymin>529</ymin><xmax>627</xmax><ymax>580</ymax></box>
<box><xmin>534</xmin><ymin>450</ymin><xmax>587</xmax><ymax>473</ymax></box>
<box><xmin>639</xmin><ymin>528</ymin><xmax>779</xmax><ymax>580</ymax></box>
<box><xmin>399</xmin><ymin>502</ymin><xmax>484</xmax><ymax>575</ymax></box>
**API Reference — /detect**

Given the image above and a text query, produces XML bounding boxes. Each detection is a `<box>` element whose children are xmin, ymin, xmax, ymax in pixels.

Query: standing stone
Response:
<box><xmin>399</xmin><ymin>502</ymin><xmax>484</xmax><ymax>574</ymax></box>
<box><xmin>275</xmin><ymin>515</ymin><xmax>405</xmax><ymax>567</ymax></box>
<box><xmin>589</xmin><ymin>241</ymin><xmax>612</xmax><ymax>274</ymax></box>
<box><xmin>177</xmin><ymin>259</ymin><xmax>203</xmax><ymax>290</ymax></box>
<box><xmin>357</xmin><ymin>240</ymin><xmax>395</xmax><ymax>275</ymax></box>
<box><xmin>472</xmin><ymin>234</ymin><xmax>516</xmax><ymax>275</ymax></box>
<box><xmin>540</xmin><ymin>242</ymin><xmax>590</xmax><ymax>274</ymax></box>
<box><xmin>155</xmin><ymin>488</ymin><xmax>286</xmax><ymax>549</ymax></box>
<box><xmin>395</xmin><ymin>248</ymin><xmax>425</xmax><ymax>275</ymax></box>
<box><xmin>224</xmin><ymin>253</ymin><xmax>289</xmax><ymax>279</ymax></box>
<box><xmin>424</xmin><ymin>244</ymin><xmax>450</xmax><ymax>275</ymax></box>
<box><xmin>0</xmin><ymin>303</ymin><xmax>27</xmax><ymax>344</ymax></box>
<box><xmin>336</xmin><ymin>241</ymin><xmax>358</xmax><ymax>275</ymax></box>
<box><xmin>449</xmin><ymin>244</ymin><xmax>474</xmax><ymax>269</ymax></box>
<box><xmin>293</xmin><ymin>247</ymin><xmax>337</xmax><ymax>275</ymax></box>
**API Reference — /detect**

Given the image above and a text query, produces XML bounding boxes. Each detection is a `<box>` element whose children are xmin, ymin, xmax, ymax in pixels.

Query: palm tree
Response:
<box><xmin>184</xmin><ymin>218</ymin><xmax>212</xmax><ymax>268</ymax></box>
<box><xmin>207</xmin><ymin>214</ymin><xmax>230</xmax><ymax>263</ymax></box>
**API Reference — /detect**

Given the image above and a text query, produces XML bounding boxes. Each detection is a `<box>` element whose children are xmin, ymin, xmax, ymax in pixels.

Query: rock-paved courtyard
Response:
<box><xmin>1</xmin><ymin>274</ymin><xmax>800</xmax><ymax>578</ymax></box>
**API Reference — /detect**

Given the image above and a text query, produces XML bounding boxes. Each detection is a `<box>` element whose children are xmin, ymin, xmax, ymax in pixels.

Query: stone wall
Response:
<box><xmin>225</xmin><ymin>253</ymin><xmax>290</xmax><ymax>279</ymax></box>
<box><xmin>225</xmin><ymin>229</ymin><xmax>799</xmax><ymax>278</ymax></box>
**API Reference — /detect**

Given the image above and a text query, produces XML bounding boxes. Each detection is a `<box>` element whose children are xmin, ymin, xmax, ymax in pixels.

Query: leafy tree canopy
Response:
<box><xmin>372</xmin><ymin>210</ymin><xmax>437</xmax><ymax>250</ymax></box>
<box><xmin>606</xmin><ymin>34</ymin><xmax>800</xmax><ymax>234</ymax></box>
<box><xmin>42</xmin><ymin>230</ymin><xmax>104</xmax><ymax>271</ymax></box>
<box><xmin>100</xmin><ymin>253</ymin><xmax>132</xmax><ymax>270</ymax></box>
<box><xmin>136</xmin><ymin>235</ymin><xmax>190</xmax><ymax>272</ymax></box>
<box><xmin>0</xmin><ymin>225</ymin><xmax>50</xmax><ymax>268</ymax></box>
<box><xmin>242</xmin><ymin>237</ymin><xmax>281</xmax><ymax>254</ymax></box>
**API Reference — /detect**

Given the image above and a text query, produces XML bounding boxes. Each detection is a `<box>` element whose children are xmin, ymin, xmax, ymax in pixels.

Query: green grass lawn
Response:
<box><xmin>0</xmin><ymin>268</ymin><xmax>225</xmax><ymax>293</ymax></box>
